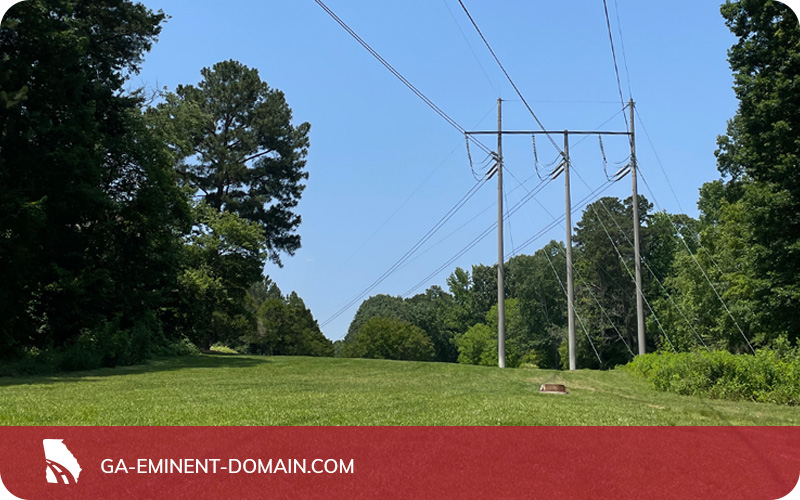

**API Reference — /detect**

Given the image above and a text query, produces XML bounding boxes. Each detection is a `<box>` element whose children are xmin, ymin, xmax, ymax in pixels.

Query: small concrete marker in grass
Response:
<box><xmin>539</xmin><ymin>384</ymin><xmax>568</xmax><ymax>395</ymax></box>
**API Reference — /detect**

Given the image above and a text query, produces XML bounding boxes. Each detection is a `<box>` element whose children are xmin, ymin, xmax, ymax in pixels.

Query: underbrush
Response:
<box><xmin>207</xmin><ymin>343</ymin><xmax>239</xmax><ymax>355</ymax></box>
<box><xmin>627</xmin><ymin>343</ymin><xmax>800</xmax><ymax>406</ymax></box>
<box><xmin>2</xmin><ymin>334</ymin><xmax>200</xmax><ymax>376</ymax></box>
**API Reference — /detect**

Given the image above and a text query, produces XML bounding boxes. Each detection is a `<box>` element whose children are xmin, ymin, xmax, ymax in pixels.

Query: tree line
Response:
<box><xmin>0</xmin><ymin>0</ymin><xmax>331</xmax><ymax>371</ymax></box>
<box><xmin>339</xmin><ymin>1</ymin><xmax>800</xmax><ymax>369</ymax></box>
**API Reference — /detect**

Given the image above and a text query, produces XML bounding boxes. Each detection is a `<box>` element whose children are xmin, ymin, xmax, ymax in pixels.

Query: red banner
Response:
<box><xmin>0</xmin><ymin>427</ymin><xmax>798</xmax><ymax>499</ymax></box>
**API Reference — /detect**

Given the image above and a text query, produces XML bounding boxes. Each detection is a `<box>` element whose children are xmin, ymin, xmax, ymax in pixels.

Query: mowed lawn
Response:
<box><xmin>1</xmin><ymin>355</ymin><xmax>797</xmax><ymax>426</ymax></box>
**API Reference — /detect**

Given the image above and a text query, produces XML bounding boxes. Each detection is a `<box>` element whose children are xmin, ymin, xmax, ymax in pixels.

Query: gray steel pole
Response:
<box><xmin>630</xmin><ymin>100</ymin><xmax>646</xmax><ymax>355</ymax></box>
<box><xmin>497</xmin><ymin>98</ymin><xmax>506</xmax><ymax>369</ymax></box>
<box><xmin>564</xmin><ymin>131</ymin><xmax>576</xmax><ymax>370</ymax></box>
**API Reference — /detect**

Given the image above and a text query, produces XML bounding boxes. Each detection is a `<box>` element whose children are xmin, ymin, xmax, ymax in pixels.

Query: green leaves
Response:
<box><xmin>243</xmin><ymin>285</ymin><xmax>333</xmax><ymax>357</ymax></box>
<box><xmin>0</xmin><ymin>0</ymin><xmax>181</xmax><ymax>361</ymax></box>
<box><xmin>343</xmin><ymin>317</ymin><xmax>434</xmax><ymax>362</ymax></box>
<box><xmin>702</xmin><ymin>1</ymin><xmax>800</xmax><ymax>346</ymax></box>
<box><xmin>156</xmin><ymin>59</ymin><xmax>311</xmax><ymax>266</ymax></box>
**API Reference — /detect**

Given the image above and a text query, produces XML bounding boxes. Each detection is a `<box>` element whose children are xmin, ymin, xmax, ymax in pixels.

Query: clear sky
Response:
<box><xmin>132</xmin><ymin>0</ymin><xmax>744</xmax><ymax>341</ymax></box>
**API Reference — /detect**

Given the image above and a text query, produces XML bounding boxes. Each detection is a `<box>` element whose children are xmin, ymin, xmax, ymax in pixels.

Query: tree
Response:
<box><xmin>456</xmin><ymin>323</ymin><xmax>495</xmax><ymax>366</ymax></box>
<box><xmin>153</xmin><ymin>60</ymin><xmax>311</xmax><ymax>266</ymax></box>
<box><xmin>344</xmin><ymin>294</ymin><xmax>408</xmax><ymax>343</ymax></box>
<box><xmin>343</xmin><ymin>317</ymin><xmax>433</xmax><ymax>362</ymax></box>
<box><xmin>406</xmin><ymin>286</ymin><xmax>458</xmax><ymax>362</ymax></box>
<box><xmin>573</xmin><ymin>196</ymin><xmax>655</xmax><ymax>367</ymax></box>
<box><xmin>505</xmin><ymin>241</ymin><xmax>569</xmax><ymax>368</ymax></box>
<box><xmin>0</xmin><ymin>0</ymin><xmax>186</xmax><ymax>364</ymax></box>
<box><xmin>240</xmin><ymin>280</ymin><xmax>332</xmax><ymax>356</ymax></box>
<box><xmin>709</xmin><ymin>0</ymin><xmax>800</xmax><ymax>345</ymax></box>
<box><xmin>445</xmin><ymin>267</ymin><xmax>475</xmax><ymax>334</ymax></box>
<box><xmin>470</xmin><ymin>264</ymin><xmax>498</xmax><ymax>323</ymax></box>
<box><xmin>344</xmin><ymin>289</ymin><xmax>458</xmax><ymax>362</ymax></box>
<box><xmin>177</xmin><ymin>202</ymin><xmax>265</xmax><ymax>349</ymax></box>
<box><xmin>455</xmin><ymin>298</ymin><xmax>532</xmax><ymax>367</ymax></box>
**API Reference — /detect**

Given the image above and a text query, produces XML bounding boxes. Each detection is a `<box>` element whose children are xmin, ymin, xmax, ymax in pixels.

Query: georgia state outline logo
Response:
<box><xmin>43</xmin><ymin>439</ymin><xmax>82</xmax><ymax>486</ymax></box>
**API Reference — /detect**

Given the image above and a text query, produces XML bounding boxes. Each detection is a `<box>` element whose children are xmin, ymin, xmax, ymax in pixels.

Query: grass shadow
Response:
<box><xmin>0</xmin><ymin>354</ymin><xmax>271</xmax><ymax>387</ymax></box>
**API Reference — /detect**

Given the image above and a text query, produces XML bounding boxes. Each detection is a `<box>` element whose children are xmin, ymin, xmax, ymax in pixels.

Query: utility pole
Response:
<box><xmin>497</xmin><ymin>98</ymin><xmax>506</xmax><ymax>369</ymax></box>
<box><xmin>629</xmin><ymin>99</ymin><xmax>646</xmax><ymax>355</ymax></box>
<box><xmin>564</xmin><ymin>131</ymin><xmax>576</xmax><ymax>371</ymax></box>
<box><xmin>465</xmin><ymin>103</ymin><xmax>636</xmax><ymax>369</ymax></box>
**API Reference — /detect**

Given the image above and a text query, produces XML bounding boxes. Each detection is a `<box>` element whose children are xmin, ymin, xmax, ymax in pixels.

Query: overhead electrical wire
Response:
<box><xmin>633</xmin><ymin>107</ymin><xmax>686</xmax><ymax>213</ymax></box>
<box><xmin>612</xmin><ymin>0</ymin><xmax>633</xmax><ymax>99</ymax></box>
<box><xmin>401</xmin><ymin>171</ymin><xmax>553</xmax><ymax>297</ymax></box>
<box><xmin>601</xmin><ymin>0</ymin><xmax>629</xmax><ymax>131</ymax></box>
<box><xmin>581</xmin><ymin>196</ymin><xmax>678</xmax><ymax>351</ymax></box>
<box><xmin>317</xmin><ymin>0</ymin><xmax>702</xmax><ymax>357</ymax></box>
<box><xmin>313</xmin><ymin>0</ymin><xmax>512</xmax><ymax>328</ymax></box>
<box><xmin>568</xmin><ymin>253</ymin><xmax>637</xmax><ymax>357</ymax></box>
<box><xmin>455</xmin><ymin>0</ymin><xmax>563</xmax><ymax>154</ymax></box>
<box><xmin>508</xmin><ymin>178</ymin><xmax>613</xmax><ymax>257</ymax></box>
<box><xmin>397</xmin><ymin>162</ymin><xmax>554</xmax><ymax>270</ymax></box>
<box><xmin>441</xmin><ymin>0</ymin><xmax>499</xmax><ymax>96</ymax></box>
<box><xmin>627</xmin><ymin>107</ymin><xmax>754</xmax><ymax>352</ymax></box>
<box><xmin>582</xmin><ymin>150</ymin><xmax>708</xmax><ymax>348</ymax></box>
<box><xmin>539</xmin><ymin>239</ymin><xmax>604</xmax><ymax>366</ymax></box>
<box><xmin>636</xmin><ymin>167</ymin><xmax>755</xmax><ymax>354</ymax></box>
<box><xmin>314</xmin><ymin>0</ymin><xmax>494</xmax><ymax>157</ymax></box>
<box><xmin>448</xmin><ymin>2</ymin><xmax>636</xmax><ymax>357</ymax></box>
<box><xmin>565</xmin><ymin>141</ymin><xmax>724</xmax><ymax>351</ymax></box>
<box><xmin>506</xmin><ymin>167</ymin><xmax>635</xmax><ymax>357</ymax></box>
<box><xmin>321</xmin><ymin>175</ymin><xmax>491</xmax><ymax>328</ymax></box>
<box><xmin>564</xmin><ymin>154</ymin><xmax>684</xmax><ymax>351</ymax></box>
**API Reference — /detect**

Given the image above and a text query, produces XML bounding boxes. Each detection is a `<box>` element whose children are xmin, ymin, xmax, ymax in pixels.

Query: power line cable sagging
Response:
<box><xmin>601</xmin><ymin>0</ymin><xmax>630</xmax><ymax>131</ymax></box>
<box><xmin>314</xmin><ymin>0</ymin><xmax>493</xmax><ymax>157</ymax></box>
<box><xmin>456</xmin><ymin>0</ymin><xmax>563</xmax><ymax>155</ymax></box>
<box><xmin>314</xmin><ymin>0</ymin><xmax>506</xmax><ymax>329</ymax></box>
<box><xmin>321</xmin><ymin>175</ymin><xmax>491</xmax><ymax>328</ymax></box>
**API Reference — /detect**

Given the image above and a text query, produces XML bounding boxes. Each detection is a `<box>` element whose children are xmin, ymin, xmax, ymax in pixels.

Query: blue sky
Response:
<box><xmin>132</xmin><ymin>0</ymin><xmax>744</xmax><ymax>341</ymax></box>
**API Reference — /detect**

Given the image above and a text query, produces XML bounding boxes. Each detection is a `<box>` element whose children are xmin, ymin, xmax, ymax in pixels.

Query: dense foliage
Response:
<box><xmin>0</xmin><ymin>0</ymin><xmax>183</xmax><ymax>367</ymax></box>
<box><xmin>628</xmin><ymin>344</ymin><xmax>800</xmax><ymax>405</ymax></box>
<box><xmin>341</xmin><ymin>198</ymin><xmax>682</xmax><ymax>370</ymax></box>
<box><xmin>244</xmin><ymin>279</ymin><xmax>333</xmax><ymax>357</ymax></box>
<box><xmin>342</xmin><ymin>317</ymin><xmax>434</xmax><ymax>361</ymax></box>
<box><xmin>0</xmin><ymin>1</ymin><xmax>326</xmax><ymax>371</ymax></box>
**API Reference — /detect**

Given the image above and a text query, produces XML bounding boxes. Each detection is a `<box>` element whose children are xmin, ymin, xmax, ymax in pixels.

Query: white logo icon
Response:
<box><xmin>42</xmin><ymin>439</ymin><xmax>81</xmax><ymax>485</ymax></box>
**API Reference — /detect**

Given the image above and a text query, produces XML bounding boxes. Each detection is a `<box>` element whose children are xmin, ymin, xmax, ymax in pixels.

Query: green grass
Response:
<box><xmin>1</xmin><ymin>355</ymin><xmax>797</xmax><ymax>425</ymax></box>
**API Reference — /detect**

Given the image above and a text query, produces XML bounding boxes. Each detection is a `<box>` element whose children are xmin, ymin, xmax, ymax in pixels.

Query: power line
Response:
<box><xmin>341</xmin><ymin>138</ymin><xmax>461</xmax><ymax>270</ymax></box>
<box><xmin>592</xmin><ymin>195</ymin><xmax>708</xmax><ymax>349</ymax></box>
<box><xmin>601</xmin><ymin>0</ymin><xmax>629</xmax><ymax>131</ymax></box>
<box><xmin>633</xmin><ymin>107</ymin><xmax>685</xmax><ymax>213</ymax></box>
<box><xmin>321</xmin><ymin>174</ymin><xmax>491</xmax><ymax>328</ymax></box>
<box><xmin>441</xmin><ymin>0</ymin><xmax>498</xmax><ymax>96</ymax></box>
<box><xmin>509</xmin><ymin>181</ymin><xmax>607</xmax><ymax>256</ymax></box>
<box><xmin>455</xmin><ymin>0</ymin><xmax>563</xmax><ymax>154</ymax></box>
<box><xmin>314</xmin><ymin>0</ymin><xmax>493</xmax><ymax>156</ymax></box>
<box><xmin>505</xmin><ymin>169</ymin><xmax>635</xmax><ymax>357</ymax></box>
<box><xmin>540</xmin><ymin>239</ymin><xmax>604</xmax><ymax>366</ymax></box>
<box><xmin>612</xmin><ymin>0</ymin><xmax>633</xmax><ymax>98</ymax></box>
<box><xmin>565</xmin><ymin>138</ymin><xmax>737</xmax><ymax>352</ymax></box>
<box><xmin>636</xmin><ymin>167</ymin><xmax>755</xmax><ymax>354</ymax></box>
<box><xmin>402</xmin><ymin>172</ymin><xmax>553</xmax><ymax>297</ymax></box>
<box><xmin>580</xmin><ymin>194</ymin><xmax>678</xmax><ymax>352</ymax></box>
<box><xmin>398</xmin><ymin>153</ymin><xmax>558</xmax><ymax>271</ymax></box>
<box><xmin>630</xmin><ymin>108</ymin><xmax>754</xmax><ymax>352</ymax></box>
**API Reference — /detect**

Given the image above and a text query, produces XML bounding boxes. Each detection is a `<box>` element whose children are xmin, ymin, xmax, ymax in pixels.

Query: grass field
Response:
<box><xmin>1</xmin><ymin>355</ymin><xmax>798</xmax><ymax>425</ymax></box>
